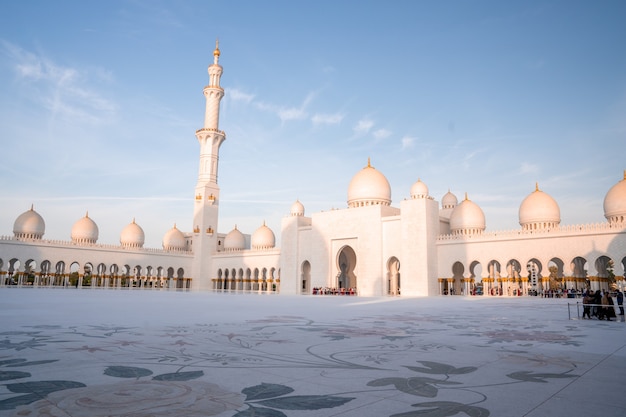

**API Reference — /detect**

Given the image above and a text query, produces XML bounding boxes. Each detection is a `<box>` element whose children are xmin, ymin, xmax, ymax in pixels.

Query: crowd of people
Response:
<box><xmin>581</xmin><ymin>289</ymin><xmax>624</xmax><ymax>320</ymax></box>
<box><xmin>312</xmin><ymin>287</ymin><xmax>357</xmax><ymax>295</ymax></box>
<box><xmin>541</xmin><ymin>288</ymin><xmax>585</xmax><ymax>298</ymax></box>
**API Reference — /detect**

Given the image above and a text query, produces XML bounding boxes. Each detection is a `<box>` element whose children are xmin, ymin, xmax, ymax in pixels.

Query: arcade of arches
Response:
<box><xmin>0</xmin><ymin>258</ymin><xmax>191</xmax><ymax>289</ymax></box>
<box><xmin>441</xmin><ymin>255</ymin><xmax>626</xmax><ymax>296</ymax></box>
<box><xmin>213</xmin><ymin>267</ymin><xmax>279</xmax><ymax>293</ymax></box>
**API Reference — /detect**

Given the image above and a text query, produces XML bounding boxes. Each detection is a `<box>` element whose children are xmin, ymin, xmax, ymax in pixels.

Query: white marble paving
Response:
<box><xmin>0</xmin><ymin>289</ymin><xmax>625</xmax><ymax>417</ymax></box>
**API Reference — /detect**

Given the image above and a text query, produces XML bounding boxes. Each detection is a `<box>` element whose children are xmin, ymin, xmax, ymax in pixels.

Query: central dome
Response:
<box><xmin>347</xmin><ymin>159</ymin><xmax>391</xmax><ymax>208</ymax></box>
<box><xmin>519</xmin><ymin>183</ymin><xmax>560</xmax><ymax>230</ymax></box>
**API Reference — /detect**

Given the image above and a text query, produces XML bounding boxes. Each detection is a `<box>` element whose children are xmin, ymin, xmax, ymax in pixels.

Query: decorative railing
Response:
<box><xmin>437</xmin><ymin>221</ymin><xmax>626</xmax><ymax>242</ymax></box>
<box><xmin>0</xmin><ymin>235</ymin><xmax>193</xmax><ymax>255</ymax></box>
<box><xmin>195</xmin><ymin>127</ymin><xmax>225</xmax><ymax>136</ymax></box>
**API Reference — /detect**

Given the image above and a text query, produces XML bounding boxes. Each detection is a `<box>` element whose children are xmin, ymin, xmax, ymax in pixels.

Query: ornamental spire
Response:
<box><xmin>213</xmin><ymin>38</ymin><xmax>220</xmax><ymax>64</ymax></box>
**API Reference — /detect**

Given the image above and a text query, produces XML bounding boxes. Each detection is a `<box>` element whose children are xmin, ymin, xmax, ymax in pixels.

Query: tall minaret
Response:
<box><xmin>191</xmin><ymin>40</ymin><xmax>226</xmax><ymax>290</ymax></box>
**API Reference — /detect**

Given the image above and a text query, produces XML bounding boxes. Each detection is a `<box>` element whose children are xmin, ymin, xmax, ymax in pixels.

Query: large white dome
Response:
<box><xmin>120</xmin><ymin>219</ymin><xmax>145</xmax><ymax>248</ymax></box>
<box><xmin>604</xmin><ymin>171</ymin><xmax>626</xmax><ymax>224</ymax></box>
<box><xmin>449</xmin><ymin>194</ymin><xmax>486</xmax><ymax>235</ymax></box>
<box><xmin>162</xmin><ymin>224</ymin><xmax>186</xmax><ymax>251</ymax></box>
<box><xmin>410</xmin><ymin>178</ymin><xmax>429</xmax><ymax>199</ymax></box>
<box><xmin>347</xmin><ymin>159</ymin><xmax>391</xmax><ymax>208</ymax></box>
<box><xmin>519</xmin><ymin>183</ymin><xmax>560</xmax><ymax>231</ymax></box>
<box><xmin>251</xmin><ymin>222</ymin><xmax>275</xmax><ymax>250</ymax></box>
<box><xmin>224</xmin><ymin>225</ymin><xmax>246</xmax><ymax>251</ymax></box>
<box><xmin>71</xmin><ymin>212</ymin><xmax>99</xmax><ymax>244</ymax></box>
<box><xmin>13</xmin><ymin>205</ymin><xmax>45</xmax><ymax>239</ymax></box>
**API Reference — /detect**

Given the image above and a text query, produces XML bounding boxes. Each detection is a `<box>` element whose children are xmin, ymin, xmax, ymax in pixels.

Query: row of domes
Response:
<box><xmin>303</xmin><ymin>163</ymin><xmax>625</xmax><ymax>232</ymax></box>
<box><xmin>11</xmin><ymin>206</ymin><xmax>276</xmax><ymax>252</ymax></box>
<box><xmin>11</xmin><ymin>170</ymin><xmax>626</xmax><ymax>244</ymax></box>
<box><xmin>224</xmin><ymin>222</ymin><xmax>276</xmax><ymax>251</ymax></box>
<box><xmin>11</xmin><ymin>208</ymin><xmax>184</xmax><ymax>250</ymax></box>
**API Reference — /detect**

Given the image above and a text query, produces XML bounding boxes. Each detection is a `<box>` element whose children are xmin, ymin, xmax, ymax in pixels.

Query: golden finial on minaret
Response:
<box><xmin>535</xmin><ymin>182</ymin><xmax>540</xmax><ymax>192</ymax></box>
<box><xmin>367</xmin><ymin>157</ymin><xmax>371</xmax><ymax>168</ymax></box>
<box><xmin>212</xmin><ymin>38</ymin><xmax>221</xmax><ymax>65</ymax></box>
<box><xmin>464</xmin><ymin>192</ymin><xmax>469</xmax><ymax>201</ymax></box>
<box><xmin>623</xmin><ymin>170</ymin><xmax>626</xmax><ymax>180</ymax></box>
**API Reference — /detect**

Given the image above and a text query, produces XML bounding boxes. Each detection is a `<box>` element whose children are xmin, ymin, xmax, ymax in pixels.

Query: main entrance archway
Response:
<box><xmin>336</xmin><ymin>246</ymin><xmax>357</xmax><ymax>290</ymax></box>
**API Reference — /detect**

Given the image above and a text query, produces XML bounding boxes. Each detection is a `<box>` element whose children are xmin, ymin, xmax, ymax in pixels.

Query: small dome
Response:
<box><xmin>439</xmin><ymin>190</ymin><xmax>458</xmax><ymax>221</ymax></box>
<box><xmin>13</xmin><ymin>205</ymin><xmax>45</xmax><ymax>239</ymax></box>
<box><xmin>410</xmin><ymin>178</ymin><xmax>429</xmax><ymax>199</ymax></box>
<box><xmin>290</xmin><ymin>199</ymin><xmax>305</xmax><ymax>216</ymax></box>
<box><xmin>449</xmin><ymin>194</ymin><xmax>486</xmax><ymax>235</ymax></box>
<box><xmin>441</xmin><ymin>190</ymin><xmax>458</xmax><ymax>209</ymax></box>
<box><xmin>163</xmin><ymin>224</ymin><xmax>186</xmax><ymax>251</ymax></box>
<box><xmin>347</xmin><ymin>159</ymin><xmax>392</xmax><ymax>208</ymax></box>
<box><xmin>120</xmin><ymin>219</ymin><xmax>145</xmax><ymax>248</ymax></box>
<box><xmin>604</xmin><ymin>171</ymin><xmax>626</xmax><ymax>224</ymax></box>
<box><xmin>224</xmin><ymin>225</ymin><xmax>246</xmax><ymax>251</ymax></box>
<box><xmin>71</xmin><ymin>212</ymin><xmax>99</xmax><ymax>244</ymax></box>
<box><xmin>251</xmin><ymin>222</ymin><xmax>276</xmax><ymax>250</ymax></box>
<box><xmin>519</xmin><ymin>183</ymin><xmax>560</xmax><ymax>230</ymax></box>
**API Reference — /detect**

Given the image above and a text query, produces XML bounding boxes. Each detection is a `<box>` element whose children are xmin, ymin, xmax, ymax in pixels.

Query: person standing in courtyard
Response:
<box><xmin>599</xmin><ymin>291</ymin><xmax>613</xmax><ymax>321</ymax></box>
<box><xmin>605</xmin><ymin>291</ymin><xmax>616</xmax><ymax>321</ymax></box>
<box><xmin>594</xmin><ymin>290</ymin><xmax>603</xmax><ymax>318</ymax></box>
<box><xmin>616</xmin><ymin>290</ymin><xmax>624</xmax><ymax>316</ymax></box>
<box><xmin>582</xmin><ymin>291</ymin><xmax>593</xmax><ymax>319</ymax></box>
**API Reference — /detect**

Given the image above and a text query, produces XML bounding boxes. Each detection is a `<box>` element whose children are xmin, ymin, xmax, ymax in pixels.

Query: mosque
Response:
<box><xmin>1</xmin><ymin>44</ymin><xmax>625</xmax><ymax>297</ymax></box>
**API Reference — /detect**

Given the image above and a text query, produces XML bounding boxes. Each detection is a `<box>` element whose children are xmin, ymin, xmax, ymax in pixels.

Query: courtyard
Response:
<box><xmin>0</xmin><ymin>289</ymin><xmax>624</xmax><ymax>416</ymax></box>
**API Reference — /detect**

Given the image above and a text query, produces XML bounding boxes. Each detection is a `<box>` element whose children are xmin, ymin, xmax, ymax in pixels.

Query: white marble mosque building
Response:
<box><xmin>1</xmin><ymin>44</ymin><xmax>626</xmax><ymax>297</ymax></box>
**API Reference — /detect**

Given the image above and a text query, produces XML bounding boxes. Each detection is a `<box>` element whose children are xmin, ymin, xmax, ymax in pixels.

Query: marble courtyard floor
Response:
<box><xmin>0</xmin><ymin>289</ymin><xmax>625</xmax><ymax>417</ymax></box>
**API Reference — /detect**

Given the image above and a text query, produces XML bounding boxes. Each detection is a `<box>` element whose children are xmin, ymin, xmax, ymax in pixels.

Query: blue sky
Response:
<box><xmin>0</xmin><ymin>0</ymin><xmax>625</xmax><ymax>248</ymax></box>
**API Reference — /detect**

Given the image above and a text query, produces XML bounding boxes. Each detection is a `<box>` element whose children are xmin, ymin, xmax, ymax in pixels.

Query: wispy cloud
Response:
<box><xmin>401</xmin><ymin>135</ymin><xmax>415</xmax><ymax>149</ymax></box>
<box><xmin>2</xmin><ymin>40</ymin><xmax>116</xmax><ymax>124</ymax></box>
<box><xmin>373</xmin><ymin>128</ymin><xmax>392</xmax><ymax>140</ymax></box>
<box><xmin>256</xmin><ymin>91</ymin><xmax>316</xmax><ymax>123</ymax></box>
<box><xmin>519</xmin><ymin>162</ymin><xmax>539</xmax><ymax>175</ymax></box>
<box><xmin>278</xmin><ymin>107</ymin><xmax>308</xmax><ymax>122</ymax></box>
<box><xmin>311</xmin><ymin>112</ymin><xmax>344</xmax><ymax>125</ymax></box>
<box><xmin>461</xmin><ymin>149</ymin><xmax>486</xmax><ymax>169</ymax></box>
<box><xmin>353</xmin><ymin>118</ymin><xmax>374</xmax><ymax>134</ymax></box>
<box><xmin>229</xmin><ymin>88</ymin><xmax>255</xmax><ymax>103</ymax></box>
